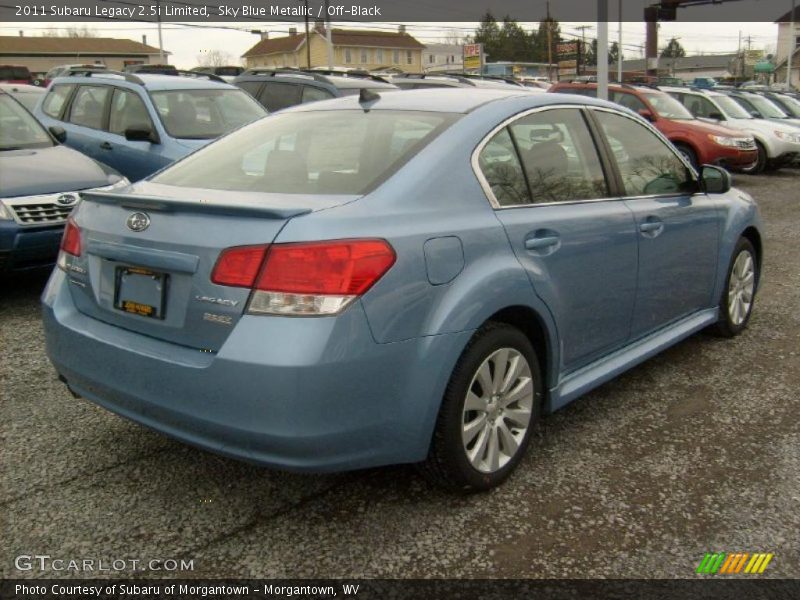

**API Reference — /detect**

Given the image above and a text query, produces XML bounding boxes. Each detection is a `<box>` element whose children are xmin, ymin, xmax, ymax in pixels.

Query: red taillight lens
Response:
<box><xmin>60</xmin><ymin>219</ymin><xmax>82</xmax><ymax>257</ymax></box>
<box><xmin>211</xmin><ymin>245</ymin><xmax>268</xmax><ymax>288</ymax></box>
<box><xmin>255</xmin><ymin>239</ymin><xmax>396</xmax><ymax>295</ymax></box>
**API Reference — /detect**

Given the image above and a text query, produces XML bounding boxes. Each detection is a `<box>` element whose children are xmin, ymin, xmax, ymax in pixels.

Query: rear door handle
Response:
<box><xmin>99</xmin><ymin>142</ymin><xmax>113</xmax><ymax>150</ymax></box>
<box><xmin>525</xmin><ymin>236</ymin><xmax>560</xmax><ymax>250</ymax></box>
<box><xmin>639</xmin><ymin>218</ymin><xmax>664</xmax><ymax>236</ymax></box>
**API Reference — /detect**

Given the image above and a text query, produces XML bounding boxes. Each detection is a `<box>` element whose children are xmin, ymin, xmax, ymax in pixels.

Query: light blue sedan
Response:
<box><xmin>42</xmin><ymin>89</ymin><xmax>763</xmax><ymax>492</ymax></box>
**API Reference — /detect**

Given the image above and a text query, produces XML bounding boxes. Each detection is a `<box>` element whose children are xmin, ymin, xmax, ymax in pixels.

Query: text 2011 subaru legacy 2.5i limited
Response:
<box><xmin>43</xmin><ymin>89</ymin><xmax>763</xmax><ymax>492</ymax></box>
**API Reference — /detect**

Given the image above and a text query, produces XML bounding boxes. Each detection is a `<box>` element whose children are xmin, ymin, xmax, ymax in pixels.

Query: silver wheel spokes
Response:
<box><xmin>462</xmin><ymin>348</ymin><xmax>534</xmax><ymax>473</ymax></box>
<box><xmin>728</xmin><ymin>250</ymin><xmax>755</xmax><ymax>326</ymax></box>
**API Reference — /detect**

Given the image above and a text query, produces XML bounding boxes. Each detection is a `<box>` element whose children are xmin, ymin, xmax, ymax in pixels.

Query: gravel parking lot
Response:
<box><xmin>1</xmin><ymin>170</ymin><xmax>798</xmax><ymax>580</ymax></box>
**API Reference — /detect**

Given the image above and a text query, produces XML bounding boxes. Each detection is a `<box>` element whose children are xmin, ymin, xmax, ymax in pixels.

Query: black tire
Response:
<box><xmin>740</xmin><ymin>141</ymin><xmax>767</xmax><ymax>175</ymax></box>
<box><xmin>419</xmin><ymin>322</ymin><xmax>543</xmax><ymax>493</ymax></box>
<box><xmin>675</xmin><ymin>143</ymin><xmax>698</xmax><ymax>170</ymax></box>
<box><xmin>711</xmin><ymin>237</ymin><xmax>758</xmax><ymax>338</ymax></box>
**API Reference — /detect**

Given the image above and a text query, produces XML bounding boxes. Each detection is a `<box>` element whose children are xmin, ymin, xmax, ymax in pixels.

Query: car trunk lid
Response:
<box><xmin>65</xmin><ymin>182</ymin><xmax>358</xmax><ymax>351</ymax></box>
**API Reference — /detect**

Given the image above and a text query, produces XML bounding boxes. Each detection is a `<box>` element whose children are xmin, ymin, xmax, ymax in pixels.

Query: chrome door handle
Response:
<box><xmin>639</xmin><ymin>222</ymin><xmax>662</xmax><ymax>232</ymax></box>
<box><xmin>99</xmin><ymin>142</ymin><xmax>113</xmax><ymax>150</ymax></box>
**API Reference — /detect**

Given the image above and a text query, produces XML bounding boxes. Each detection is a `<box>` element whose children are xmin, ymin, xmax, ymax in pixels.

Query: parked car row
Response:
<box><xmin>549</xmin><ymin>82</ymin><xmax>800</xmax><ymax>174</ymax></box>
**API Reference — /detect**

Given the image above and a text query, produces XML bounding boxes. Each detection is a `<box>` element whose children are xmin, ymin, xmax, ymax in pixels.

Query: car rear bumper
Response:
<box><xmin>42</xmin><ymin>269</ymin><xmax>471</xmax><ymax>472</ymax></box>
<box><xmin>0</xmin><ymin>221</ymin><xmax>63</xmax><ymax>273</ymax></box>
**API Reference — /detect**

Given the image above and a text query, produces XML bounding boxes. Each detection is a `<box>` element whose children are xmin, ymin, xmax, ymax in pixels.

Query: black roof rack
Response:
<box><xmin>238</xmin><ymin>67</ymin><xmax>390</xmax><ymax>85</ymax></box>
<box><xmin>63</xmin><ymin>68</ymin><xmax>144</xmax><ymax>85</ymax></box>
<box><xmin>175</xmin><ymin>69</ymin><xmax>225</xmax><ymax>83</ymax></box>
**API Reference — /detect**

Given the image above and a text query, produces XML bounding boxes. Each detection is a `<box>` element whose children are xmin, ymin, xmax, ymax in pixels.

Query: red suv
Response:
<box><xmin>549</xmin><ymin>82</ymin><xmax>758</xmax><ymax>170</ymax></box>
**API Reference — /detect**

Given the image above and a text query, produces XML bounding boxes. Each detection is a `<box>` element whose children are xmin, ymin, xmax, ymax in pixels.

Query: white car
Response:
<box><xmin>662</xmin><ymin>86</ymin><xmax>800</xmax><ymax>173</ymax></box>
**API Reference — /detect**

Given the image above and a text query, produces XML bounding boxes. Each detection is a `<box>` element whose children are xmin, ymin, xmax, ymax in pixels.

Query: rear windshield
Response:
<box><xmin>149</xmin><ymin>88</ymin><xmax>266</xmax><ymax>139</ymax></box>
<box><xmin>642</xmin><ymin>92</ymin><xmax>694</xmax><ymax>120</ymax></box>
<box><xmin>0</xmin><ymin>95</ymin><xmax>52</xmax><ymax>150</ymax></box>
<box><xmin>152</xmin><ymin>110</ymin><xmax>458</xmax><ymax>195</ymax></box>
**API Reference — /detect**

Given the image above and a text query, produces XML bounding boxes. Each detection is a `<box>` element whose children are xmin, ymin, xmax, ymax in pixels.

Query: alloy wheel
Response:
<box><xmin>728</xmin><ymin>250</ymin><xmax>755</xmax><ymax>326</ymax></box>
<box><xmin>461</xmin><ymin>348</ymin><xmax>534</xmax><ymax>473</ymax></box>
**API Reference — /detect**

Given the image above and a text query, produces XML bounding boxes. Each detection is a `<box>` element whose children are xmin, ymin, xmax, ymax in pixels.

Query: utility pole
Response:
<box><xmin>546</xmin><ymin>1</ymin><xmax>554</xmax><ymax>80</ymax></box>
<box><xmin>156</xmin><ymin>0</ymin><xmax>164</xmax><ymax>63</ymax></box>
<box><xmin>325</xmin><ymin>0</ymin><xmax>333</xmax><ymax>69</ymax></box>
<box><xmin>597</xmin><ymin>0</ymin><xmax>609</xmax><ymax>99</ymax></box>
<box><xmin>618</xmin><ymin>0</ymin><xmax>623</xmax><ymax>83</ymax></box>
<box><xmin>788</xmin><ymin>0</ymin><xmax>796</xmax><ymax>90</ymax></box>
<box><xmin>575</xmin><ymin>25</ymin><xmax>593</xmax><ymax>76</ymax></box>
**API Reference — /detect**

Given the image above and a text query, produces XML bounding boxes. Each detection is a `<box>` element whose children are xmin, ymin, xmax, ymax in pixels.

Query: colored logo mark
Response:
<box><xmin>696</xmin><ymin>552</ymin><xmax>774</xmax><ymax>575</ymax></box>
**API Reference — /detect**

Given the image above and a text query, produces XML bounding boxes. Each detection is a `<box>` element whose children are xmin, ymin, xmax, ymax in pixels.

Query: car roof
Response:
<box><xmin>236</xmin><ymin>70</ymin><xmax>396</xmax><ymax>90</ymax></box>
<box><xmin>0</xmin><ymin>83</ymin><xmax>44</xmax><ymax>93</ymax></box>
<box><xmin>285</xmin><ymin>87</ymin><xmax>618</xmax><ymax>115</ymax></box>
<box><xmin>49</xmin><ymin>72</ymin><xmax>237</xmax><ymax>91</ymax></box>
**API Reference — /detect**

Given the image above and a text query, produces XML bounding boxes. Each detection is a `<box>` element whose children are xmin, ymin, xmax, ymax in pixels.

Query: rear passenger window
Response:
<box><xmin>259</xmin><ymin>82</ymin><xmax>302</xmax><ymax>112</ymax></box>
<box><xmin>69</xmin><ymin>86</ymin><xmax>109</xmax><ymax>130</ymax></box>
<box><xmin>477</xmin><ymin>128</ymin><xmax>530</xmax><ymax>206</ymax></box>
<box><xmin>510</xmin><ymin>108</ymin><xmax>608</xmax><ymax>203</ymax></box>
<box><xmin>595</xmin><ymin>111</ymin><xmax>693</xmax><ymax>196</ymax></box>
<box><xmin>301</xmin><ymin>85</ymin><xmax>334</xmax><ymax>103</ymax></box>
<box><xmin>237</xmin><ymin>81</ymin><xmax>262</xmax><ymax>99</ymax></box>
<box><xmin>109</xmin><ymin>89</ymin><xmax>152</xmax><ymax>135</ymax></box>
<box><xmin>42</xmin><ymin>84</ymin><xmax>75</xmax><ymax>119</ymax></box>
<box><xmin>612</xmin><ymin>91</ymin><xmax>648</xmax><ymax>113</ymax></box>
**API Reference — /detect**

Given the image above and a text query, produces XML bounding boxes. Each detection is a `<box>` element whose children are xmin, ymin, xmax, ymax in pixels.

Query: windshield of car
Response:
<box><xmin>713</xmin><ymin>95</ymin><xmax>753</xmax><ymax>119</ymax></box>
<box><xmin>8</xmin><ymin>89</ymin><xmax>43</xmax><ymax>111</ymax></box>
<box><xmin>642</xmin><ymin>92</ymin><xmax>695</xmax><ymax>119</ymax></box>
<box><xmin>775</xmin><ymin>94</ymin><xmax>800</xmax><ymax>117</ymax></box>
<box><xmin>0</xmin><ymin>94</ymin><xmax>52</xmax><ymax>150</ymax></box>
<box><xmin>739</xmin><ymin>94</ymin><xmax>791</xmax><ymax>119</ymax></box>
<box><xmin>152</xmin><ymin>110</ymin><xmax>458</xmax><ymax>195</ymax></box>
<box><xmin>149</xmin><ymin>88</ymin><xmax>266</xmax><ymax>139</ymax></box>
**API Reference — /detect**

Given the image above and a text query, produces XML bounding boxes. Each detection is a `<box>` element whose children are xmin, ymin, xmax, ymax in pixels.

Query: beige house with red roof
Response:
<box><xmin>242</xmin><ymin>25</ymin><xmax>424</xmax><ymax>73</ymax></box>
<box><xmin>0</xmin><ymin>35</ymin><xmax>166</xmax><ymax>78</ymax></box>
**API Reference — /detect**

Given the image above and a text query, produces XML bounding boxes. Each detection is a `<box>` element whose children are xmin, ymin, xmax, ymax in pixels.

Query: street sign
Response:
<box><xmin>557</xmin><ymin>42</ymin><xmax>579</xmax><ymax>58</ymax></box>
<box><xmin>463</xmin><ymin>43</ymin><xmax>482</xmax><ymax>71</ymax></box>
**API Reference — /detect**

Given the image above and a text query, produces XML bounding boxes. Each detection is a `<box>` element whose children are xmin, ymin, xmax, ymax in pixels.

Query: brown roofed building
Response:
<box><xmin>0</xmin><ymin>35</ymin><xmax>168</xmax><ymax>79</ymax></box>
<box><xmin>242</xmin><ymin>25</ymin><xmax>424</xmax><ymax>73</ymax></box>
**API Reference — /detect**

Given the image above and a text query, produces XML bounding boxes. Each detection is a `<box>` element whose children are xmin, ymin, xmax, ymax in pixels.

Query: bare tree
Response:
<box><xmin>196</xmin><ymin>49</ymin><xmax>233</xmax><ymax>67</ymax></box>
<box><xmin>41</xmin><ymin>26</ymin><xmax>97</xmax><ymax>38</ymax></box>
<box><xmin>442</xmin><ymin>29</ymin><xmax>464</xmax><ymax>46</ymax></box>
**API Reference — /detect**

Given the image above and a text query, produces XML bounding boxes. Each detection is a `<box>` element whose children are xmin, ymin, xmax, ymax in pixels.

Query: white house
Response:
<box><xmin>422</xmin><ymin>44</ymin><xmax>463</xmax><ymax>73</ymax></box>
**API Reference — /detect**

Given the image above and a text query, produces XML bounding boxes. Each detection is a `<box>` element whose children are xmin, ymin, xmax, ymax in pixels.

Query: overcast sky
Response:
<box><xmin>5</xmin><ymin>21</ymin><xmax>781</xmax><ymax>68</ymax></box>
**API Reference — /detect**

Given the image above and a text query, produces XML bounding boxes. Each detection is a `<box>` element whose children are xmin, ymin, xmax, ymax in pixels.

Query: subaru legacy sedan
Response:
<box><xmin>43</xmin><ymin>90</ymin><xmax>762</xmax><ymax>492</ymax></box>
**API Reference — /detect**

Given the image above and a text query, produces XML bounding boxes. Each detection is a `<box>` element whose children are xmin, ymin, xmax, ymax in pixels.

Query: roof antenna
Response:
<box><xmin>359</xmin><ymin>87</ymin><xmax>380</xmax><ymax>109</ymax></box>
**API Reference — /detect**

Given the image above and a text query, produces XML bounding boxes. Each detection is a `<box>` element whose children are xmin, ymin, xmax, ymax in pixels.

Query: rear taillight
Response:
<box><xmin>212</xmin><ymin>239</ymin><xmax>396</xmax><ymax>316</ymax></box>
<box><xmin>57</xmin><ymin>219</ymin><xmax>82</xmax><ymax>271</ymax></box>
<box><xmin>211</xmin><ymin>245</ymin><xmax>268</xmax><ymax>288</ymax></box>
<box><xmin>61</xmin><ymin>219</ymin><xmax>82</xmax><ymax>256</ymax></box>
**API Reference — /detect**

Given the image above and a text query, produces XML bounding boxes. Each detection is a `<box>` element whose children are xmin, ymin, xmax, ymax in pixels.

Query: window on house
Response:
<box><xmin>407</xmin><ymin>51</ymin><xmax>413</xmax><ymax>65</ymax></box>
<box><xmin>376</xmin><ymin>49</ymin><xmax>384</xmax><ymax>64</ymax></box>
<box><xmin>393</xmin><ymin>50</ymin><xmax>400</xmax><ymax>64</ymax></box>
<box><xmin>360</xmin><ymin>49</ymin><xmax>369</xmax><ymax>64</ymax></box>
<box><xmin>345</xmin><ymin>48</ymin><xmax>352</xmax><ymax>64</ymax></box>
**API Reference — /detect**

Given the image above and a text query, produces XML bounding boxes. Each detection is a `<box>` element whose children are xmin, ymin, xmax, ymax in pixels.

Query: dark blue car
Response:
<box><xmin>0</xmin><ymin>90</ymin><xmax>128</xmax><ymax>274</ymax></box>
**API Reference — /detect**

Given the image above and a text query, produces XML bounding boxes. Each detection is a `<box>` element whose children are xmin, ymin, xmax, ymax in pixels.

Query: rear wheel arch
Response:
<box><xmin>482</xmin><ymin>305</ymin><xmax>554</xmax><ymax>403</ymax></box>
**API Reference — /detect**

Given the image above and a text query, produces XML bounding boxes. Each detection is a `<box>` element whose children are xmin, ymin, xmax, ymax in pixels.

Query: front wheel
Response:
<box><xmin>712</xmin><ymin>237</ymin><xmax>758</xmax><ymax>337</ymax></box>
<box><xmin>739</xmin><ymin>141</ymin><xmax>767</xmax><ymax>175</ymax></box>
<box><xmin>675</xmin><ymin>143</ymin><xmax>698</xmax><ymax>170</ymax></box>
<box><xmin>420</xmin><ymin>323</ymin><xmax>542</xmax><ymax>493</ymax></box>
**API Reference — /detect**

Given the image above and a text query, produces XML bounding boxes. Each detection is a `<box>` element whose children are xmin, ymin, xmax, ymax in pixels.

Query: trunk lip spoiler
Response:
<box><xmin>81</xmin><ymin>191</ymin><xmax>315</xmax><ymax>219</ymax></box>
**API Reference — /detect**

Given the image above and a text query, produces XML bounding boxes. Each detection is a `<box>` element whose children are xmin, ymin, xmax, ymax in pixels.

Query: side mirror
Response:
<box><xmin>708</xmin><ymin>111</ymin><xmax>724</xmax><ymax>121</ymax></box>
<box><xmin>638</xmin><ymin>109</ymin><xmax>656</xmax><ymax>122</ymax></box>
<box><xmin>124</xmin><ymin>125</ymin><xmax>159</xmax><ymax>144</ymax></box>
<box><xmin>700</xmin><ymin>164</ymin><xmax>732</xmax><ymax>194</ymax></box>
<box><xmin>49</xmin><ymin>125</ymin><xmax>66</xmax><ymax>143</ymax></box>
